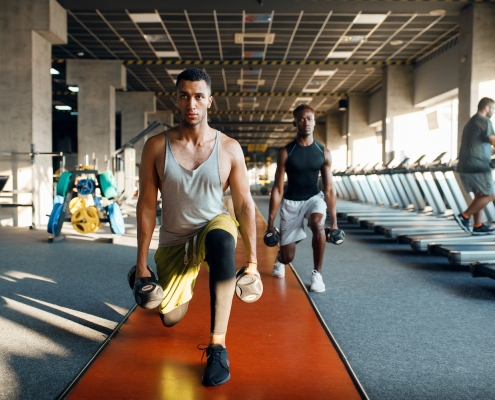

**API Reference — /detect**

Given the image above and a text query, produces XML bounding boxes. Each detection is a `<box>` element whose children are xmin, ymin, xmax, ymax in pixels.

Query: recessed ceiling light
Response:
<box><xmin>235</xmin><ymin>33</ymin><xmax>275</xmax><ymax>45</ymax></box>
<box><xmin>55</xmin><ymin>105</ymin><xmax>72</xmax><ymax>110</ymax></box>
<box><xmin>429</xmin><ymin>9</ymin><xmax>446</xmax><ymax>16</ymax></box>
<box><xmin>314</xmin><ymin>70</ymin><xmax>336</xmax><ymax>77</ymax></box>
<box><xmin>327</xmin><ymin>51</ymin><xmax>353</xmax><ymax>59</ymax></box>
<box><xmin>143</xmin><ymin>34</ymin><xmax>169</xmax><ymax>42</ymax></box>
<box><xmin>237</xmin><ymin>79</ymin><xmax>265</xmax><ymax>85</ymax></box>
<box><xmin>390</xmin><ymin>40</ymin><xmax>404</xmax><ymax>46</ymax></box>
<box><xmin>237</xmin><ymin>103</ymin><xmax>260</xmax><ymax>108</ymax></box>
<box><xmin>119</xmin><ymin>37</ymin><xmax>125</xmax><ymax>42</ymax></box>
<box><xmin>77</xmin><ymin>52</ymin><xmax>84</xmax><ymax>56</ymax></box>
<box><xmin>343</xmin><ymin>35</ymin><xmax>366</xmax><ymax>43</ymax></box>
<box><xmin>166</xmin><ymin>69</ymin><xmax>185</xmax><ymax>75</ymax></box>
<box><xmin>68</xmin><ymin>86</ymin><xmax>79</xmax><ymax>92</ymax></box>
<box><xmin>129</xmin><ymin>13</ymin><xmax>161</xmax><ymax>23</ymax></box>
<box><xmin>155</xmin><ymin>51</ymin><xmax>180</xmax><ymax>58</ymax></box>
<box><xmin>50</xmin><ymin>68</ymin><xmax>60</xmax><ymax>75</ymax></box>
<box><xmin>353</xmin><ymin>14</ymin><xmax>388</xmax><ymax>25</ymax></box>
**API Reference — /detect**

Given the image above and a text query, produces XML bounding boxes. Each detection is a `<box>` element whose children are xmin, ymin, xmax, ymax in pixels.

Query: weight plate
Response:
<box><xmin>71</xmin><ymin>207</ymin><xmax>100</xmax><ymax>234</ymax></box>
<box><xmin>47</xmin><ymin>203</ymin><xmax>63</xmax><ymax>234</ymax></box>
<box><xmin>69</xmin><ymin>197</ymin><xmax>87</xmax><ymax>214</ymax></box>
<box><xmin>54</xmin><ymin>195</ymin><xmax>65</xmax><ymax>205</ymax></box>
<box><xmin>56</xmin><ymin>172</ymin><xmax>72</xmax><ymax>197</ymax></box>
<box><xmin>88</xmin><ymin>206</ymin><xmax>104</xmax><ymax>233</ymax></box>
<box><xmin>76</xmin><ymin>179</ymin><xmax>95</xmax><ymax>195</ymax></box>
<box><xmin>108</xmin><ymin>203</ymin><xmax>125</xmax><ymax>235</ymax></box>
<box><xmin>99</xmin><ymin>171</ymin><xmax>118</xmax><ymax>199</ymax></box>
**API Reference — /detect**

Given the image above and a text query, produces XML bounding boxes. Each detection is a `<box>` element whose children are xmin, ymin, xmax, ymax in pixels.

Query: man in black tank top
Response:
<box><xmin>267</xmin><ymin>104</ymin><xmax>338</xmax><ymax>292</ymax></box>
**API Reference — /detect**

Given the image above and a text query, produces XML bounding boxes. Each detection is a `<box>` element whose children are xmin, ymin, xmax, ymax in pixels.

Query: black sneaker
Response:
<box><xmin>201</xmin><ymin>344</ymin><xmax>230</xmax><ymax>386</ymax></box>
<box><xmin>472</xmin><ymin>224</ymin><xmax>495</xmax><ymax>235</ymax></box>
<box><xmin>454</xmin><ymin>213</ymin><xmax>471</xmax><ymax>234</ymax></box>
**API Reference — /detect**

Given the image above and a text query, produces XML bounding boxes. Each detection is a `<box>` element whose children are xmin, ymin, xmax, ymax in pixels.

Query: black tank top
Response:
<box><xmin>284</xmin><ymin>139</ymin><xmax>325</xmax><ymax>201</ymax></box>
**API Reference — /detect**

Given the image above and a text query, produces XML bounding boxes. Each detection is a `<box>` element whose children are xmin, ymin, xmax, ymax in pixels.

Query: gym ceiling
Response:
<box><xmin>53</xmin><ymin>0</ymin><xmax>469</xmax><ymax>147</ymax></box>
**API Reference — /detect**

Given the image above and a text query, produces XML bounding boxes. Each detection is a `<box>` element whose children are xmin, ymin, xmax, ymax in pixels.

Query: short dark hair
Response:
<box><xmin>293</xmin><ymin>104</ymin><xmax>315</xmax><ymax>118</ymax></box>
<box><xmin>478</xmin><ymin>97</ymin><xmax>495</xmax><ymax>111</ymax></box>
<box><xmin>175</xmin><ymin>68</ymin><xmax>211</xmax><ymax>93</ymax></box>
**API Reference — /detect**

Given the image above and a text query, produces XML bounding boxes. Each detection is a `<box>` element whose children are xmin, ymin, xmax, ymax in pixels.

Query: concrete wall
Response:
<box><xmin>414</xmin><ymin>42</ymin><xmax>459</xmax><ymax>106</ymax></box>
<box><xmin>347</xmin><ymin>93</ymin><xmax>381</xmax><ymax>168</ymax></box>
<box><xmin>325</xmin><ymin>111</ymin><xmax>347</xmax><ymax>170</ymax></box>
<box><xmin>458</xmin><ymin>4</ymin><xmax>495</xmax><ymax>145</ymax></box>
<box><xmin>382</xmin><ymin>65</ymin><xmax>415</xmax><ymax>164</ymax></box>
<box><xmin>368</xmin><ymin>87</ymin><xmax>383</xmax><ymax>126</ymax></box>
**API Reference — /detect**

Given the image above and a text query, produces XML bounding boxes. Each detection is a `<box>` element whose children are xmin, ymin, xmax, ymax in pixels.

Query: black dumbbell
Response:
<box><xmin>263</xmin><ymin>228</ymin><xmax>280</xmax><ymax>247</ymax></box>
<box><xmin>325</xmin><ymin>228</ymin><xmax>345</xmax><ymax>245</ymax></box>
<box><xmin>127</xmin><ymin>265</ymin><xmax>164</xmax><ymax>309</ymax></box>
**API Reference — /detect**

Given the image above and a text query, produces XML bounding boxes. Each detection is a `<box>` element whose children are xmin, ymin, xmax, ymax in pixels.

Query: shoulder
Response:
<box><xmin>218</xmin><ymin>131</ymin><xmax>244</xmax><ymax>159</ymax></box>
<box><xmin>144</xmin><ymin>131</ymin><xmax>166</xmax><ymax>153</ymax></box>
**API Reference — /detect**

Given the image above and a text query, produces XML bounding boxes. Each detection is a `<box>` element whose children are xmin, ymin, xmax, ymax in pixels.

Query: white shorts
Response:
<box><xmin>279</xmin><ymin>192</ymin><xmax>327</xmax><ymax>246</ymax></box>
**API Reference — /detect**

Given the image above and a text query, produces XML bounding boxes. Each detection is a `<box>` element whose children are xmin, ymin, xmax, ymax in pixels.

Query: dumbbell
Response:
<box><xmin>127</xmin><ymin>265</ymin><xmax>164</xmax><ymax>309</ymax></box>
<box><xmin>324</xmin><ymin>228</ymin><xmax>346</xmax><ymax>245</ymax></box>
<box><xmin>263</xmin><ymin>228</ymin><xmax>280</xmax><ymax>247</ymax></box>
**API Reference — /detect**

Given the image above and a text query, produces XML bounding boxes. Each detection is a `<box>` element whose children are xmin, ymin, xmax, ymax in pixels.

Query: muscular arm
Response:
<box><xmin>267</xmin><ymin>148</ymin><xmax>287</xmax><ymax>230</ymax></box>
<box><xmin>228</xmin><ymin>141</ymin><xmax>258</xmax><ymax>272</ymax></box>
<box><xmin>135</xmin><ymin>135</ymin><xmax>162</xmax><ymax>280</ymax></box>
<box><xmin>321</xmin><ymin>148</ymin><xmax>338</xmax><ymax>230</ymax></box>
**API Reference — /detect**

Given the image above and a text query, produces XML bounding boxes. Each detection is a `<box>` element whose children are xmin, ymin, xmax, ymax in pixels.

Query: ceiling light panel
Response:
<box><xmin>237</xmin><ymin>79</ymin><xmax>265</xmax><ymax>86</ymax></box>
<box><xmin>327</xmin><ymin>51</ymin><xmax>354</xmax><ymax>59</ymax></box>
<box><xmin>155</xmin><ymin>51</ymin><xmax>180</xmax><ymax>58</ymax></box>
<box><xmin>235</xmin><ymin>33</ymin><xmax>275</xmax><ymax>45</ymax></box>
<box><xmin>144</xmin><ymin>34</ymin><xmax>169</xmax><ymax>42</ymax></box>
<box><xmin>129</xmin><ymin>13</ymin><xmax>162</xmax><ymax>23</ymax></box>
<box><xmin>353</xmin><ymin>14</ymin><xmax>388</xmax><ymax>25</ymax></box>
<box><xmin>343</xmin><ymin>35</ymin><xmax>366</xmax><ymax>44</ymax></box>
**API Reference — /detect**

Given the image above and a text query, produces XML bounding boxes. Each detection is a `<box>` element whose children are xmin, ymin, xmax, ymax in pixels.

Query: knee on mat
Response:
<box><xmin>159</xmin><ymin>303</ymin><xmax>189</xmax><ymax>327</ymax></box>
<box><xmin>278</xmin><ymin>254</ymin><xmax>294</xmax><ymax>265</ymax></box>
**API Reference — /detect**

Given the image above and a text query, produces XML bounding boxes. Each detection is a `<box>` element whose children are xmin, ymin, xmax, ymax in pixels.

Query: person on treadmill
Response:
<box><xmin>455</xmin><ymin>97</ymin><xmax>495</xmax><ymax>234</ymax></box>
<box><xmin>266</xmin><ymin>104</ymin><xmax>338</xmax><ymax>292</ymax></box>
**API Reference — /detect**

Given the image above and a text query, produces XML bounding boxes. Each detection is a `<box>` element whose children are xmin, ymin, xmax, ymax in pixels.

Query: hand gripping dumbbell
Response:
<box><xmin>324</xmin><ymin>228</ymin><xmax>346</xmax><ymax>245</ymax></box>
<box><xmin>263</xmin><ymin>228</ymin><xmax>280</xmax><ymax>247</ymax></box>
<box><xmin>127</xmin><ymin>265</ymin><xmax>164</xmax><ymax>309</ymax></box>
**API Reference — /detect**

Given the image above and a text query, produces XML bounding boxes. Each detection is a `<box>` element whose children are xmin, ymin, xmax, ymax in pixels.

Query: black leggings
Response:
<box><xmin>160</xmin><ymin>229</ymin><xmax>236</xmax><ymax>335</ymax></box>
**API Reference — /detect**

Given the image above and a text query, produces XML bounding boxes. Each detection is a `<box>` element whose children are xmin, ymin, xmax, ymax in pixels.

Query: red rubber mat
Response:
<box><xmin>67</xmin><ymin>204</ymin><xmax>362</xmax><ymax>399</ymax></box>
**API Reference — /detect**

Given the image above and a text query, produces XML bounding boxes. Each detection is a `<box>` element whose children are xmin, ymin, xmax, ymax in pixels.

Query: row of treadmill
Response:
<box><xmin>333</xmin><ymin>154</ymin><xmax>495</xmax><ymax>281</ymax></box>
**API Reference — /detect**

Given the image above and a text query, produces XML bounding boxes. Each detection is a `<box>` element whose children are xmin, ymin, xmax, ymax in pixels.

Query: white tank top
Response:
<box><xmin>158</xmin><ymin>131</ymin><xmax>228</xmax><ymax>246</ymax></box>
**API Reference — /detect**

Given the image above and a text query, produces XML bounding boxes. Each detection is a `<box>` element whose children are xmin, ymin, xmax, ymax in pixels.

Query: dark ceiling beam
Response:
<box><xmin>53</xmin><ymin>58</ymin><xmax>412</xmax><ymax>67</ymax></box>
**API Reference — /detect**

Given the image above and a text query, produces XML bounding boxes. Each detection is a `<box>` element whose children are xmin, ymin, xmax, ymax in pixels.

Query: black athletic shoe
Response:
<box><xmin>472</xmin><ymin>224</ymin><xmax>495</xmax><ymax>235</ymax></box>
<box><xmin>454</xmin><ymin>213</ymin><xmax>471</xmax><ymax>234</ymax></box>
<box><xmin>200</xmin><ymin>344</ymin><xmax>230</xmax><ymax>386</ymax></box>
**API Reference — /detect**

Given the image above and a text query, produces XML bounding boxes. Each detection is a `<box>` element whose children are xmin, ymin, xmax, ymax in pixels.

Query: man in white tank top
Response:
<box><xmin>136</xmin><ymin>69</ymin><xmax>258</xmax><ymax>387</ymax></box>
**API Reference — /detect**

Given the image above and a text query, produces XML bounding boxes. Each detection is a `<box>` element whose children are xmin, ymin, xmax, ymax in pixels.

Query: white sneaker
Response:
<box><xmin>272</xmin><ymin>260</ymin><xmax>285</xmax><ymax>277</ymax></box>
<box><xmin>310</xmin><ymin>270</ymin><xmax>325</xmax><ymax>292</ymax></box>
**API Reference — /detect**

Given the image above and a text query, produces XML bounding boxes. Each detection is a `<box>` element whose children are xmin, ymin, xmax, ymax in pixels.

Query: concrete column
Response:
<box><xmin>458</xmin><ymin>4</ymin><xmax>495</xmax><ymax>146</ymax></box>
<box><xmin>147</xmin><ymin>110</ymin><xmax>175</xmax><ymax>128</ymax></box>
<box><xmin>66</xmin><ymin>60</ymin><xmax>126</xmax><ymax>167</ymax></box>
<box><xmin>116</xmin><ymin>92</ymin><xmax>156</xmax><ymax>145</ymax></box>
<box><xmin>116</xmin><ymin>92</ymin><xmax>156</xmax><ymax>167</ymax></box>
<box><xmin>382</xmin><ymin>65</ymin><xmax>415</xmax><ymax>164</ymax></box>
<box><xmin>0</xmin><ymin>0</ymin><xmax>67</xmax><ymax>227</ymax></box>
<box><xmin>347</xmin><ymin>93</ymin><xmax>381</xmax><ymax>169</ymax></box>
<box><xmin>325</xmin><ymin>111</ymin><xmax>347</xmax><ymax>170</ymax></box>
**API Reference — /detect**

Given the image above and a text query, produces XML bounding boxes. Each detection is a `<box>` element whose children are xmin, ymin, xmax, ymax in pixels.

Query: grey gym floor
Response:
<box><xmin>2</xmin><ymin>198</ymin><xmax>495</xmax><ymax>400</ymax></box>
<box><xmin>0</xmin><ymin>218</ymin><xmax>155</xmax><ymax>400</ymax></box>
<box><xmin>255</xmin><ymin>196</ymin><xmax>495</xmax><ymax>400</ymax></box>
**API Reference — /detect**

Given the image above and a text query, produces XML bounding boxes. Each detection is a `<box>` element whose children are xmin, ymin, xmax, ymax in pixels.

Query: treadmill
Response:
<box><xmin>470</xmin><ymin>261</ymin><xmax>495</xmax><ymax>280</ymax></box>
<box><xmin>428</xmin><ymin>244</ymin><xmax>495</xmax><ymax>265</ymax></box>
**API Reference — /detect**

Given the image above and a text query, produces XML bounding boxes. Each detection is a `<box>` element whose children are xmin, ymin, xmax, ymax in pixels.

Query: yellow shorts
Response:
<box><xmin>154</xmin><ymin>214</ymin><xmax>239</xmax><ymax>315</ymax></box>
